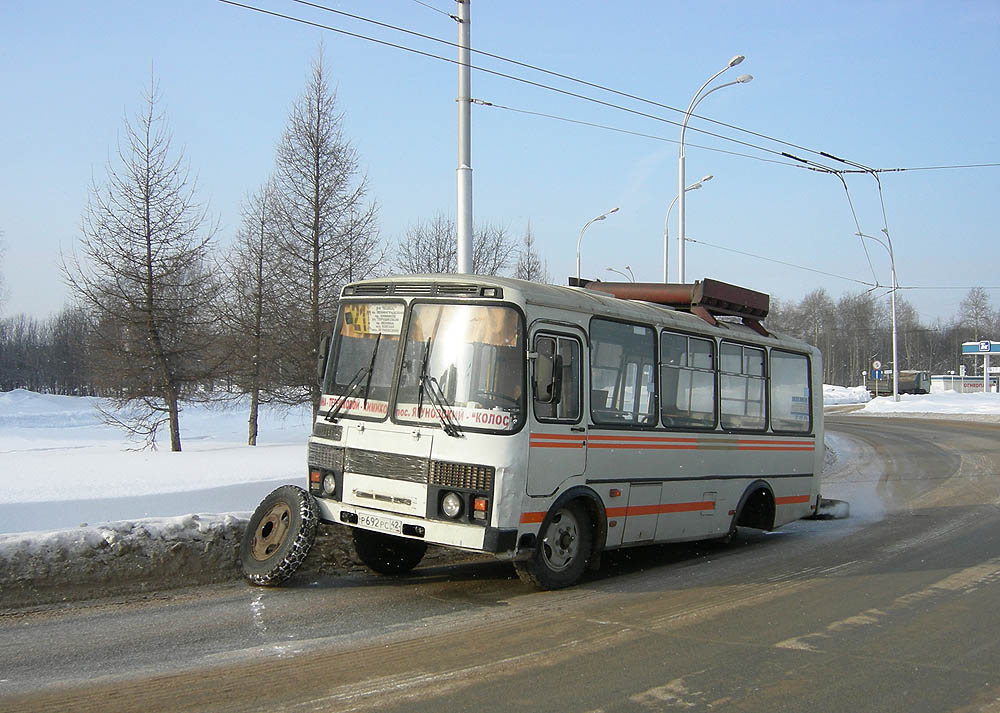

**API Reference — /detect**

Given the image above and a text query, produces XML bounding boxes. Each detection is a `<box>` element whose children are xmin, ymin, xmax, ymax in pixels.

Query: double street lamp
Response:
<box><xmin>857</xmin><ymin>229</ymin><xmax>900</xmax><ymax>402</ymax></box>
<box><xmin>575</xmin><ymin>207</ymin><xmax>620</xmax><ymax>281</ymax></box>
<box><xmin>677</xmin><ymin>55</ymin><xmax>752</xmax><ymax>283</ymax></box>
<box><xmin>606</xmin><ymin>265</ymin><xmax>635</xmax><ymax>282</ymax></box>
<box><xmin>663</xmin><ymin>174</ymin><xmax>712</xmax><ymax>282</ymax></box>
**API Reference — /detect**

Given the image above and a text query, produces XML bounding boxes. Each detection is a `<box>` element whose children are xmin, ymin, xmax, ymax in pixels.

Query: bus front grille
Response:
<box><xmin>429</xmin><ymin>461</ymin><xmax>495</xmax><ymax>492</ymax></box>
<box><xmin>346</xmin><ymin>449</ymin><xmax>429</xmax><ymax>483</ymax></box>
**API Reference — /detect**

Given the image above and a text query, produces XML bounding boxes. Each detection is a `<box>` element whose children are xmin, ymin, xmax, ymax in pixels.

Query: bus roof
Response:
<box><xmin>342</xmin><ymin>274</ymin><xmax>815</xmax><ymax>354</ymax></box>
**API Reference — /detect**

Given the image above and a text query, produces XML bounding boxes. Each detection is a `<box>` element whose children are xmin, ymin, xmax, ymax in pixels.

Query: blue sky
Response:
<box><xmin>2</xmin><ymin>0</ymin><xmax>999</xmax><ymax>326</ymax></box>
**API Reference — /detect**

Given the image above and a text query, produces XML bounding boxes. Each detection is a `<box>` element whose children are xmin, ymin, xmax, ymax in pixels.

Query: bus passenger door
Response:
<box><xmin>526</xmin><ymin>328</ymin><xmax>587</xmax><ymax>497</ymax></box>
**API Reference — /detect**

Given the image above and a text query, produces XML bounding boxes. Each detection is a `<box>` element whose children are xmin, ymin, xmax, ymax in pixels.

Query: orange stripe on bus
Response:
<box><xmin>588</xmin><ymin>434</ymin><xmax>698</xmax><ymax>443</ymax></box>
<box><xmin>531</xmin><ymin>433</ymin><xmax>589</xmax><ymax>440</ymax></box>
<box><xmin>588</xmin><ymin>443</ymin><xmax>698</xmax><ymax>450</ymax></box>
<box><xmin>775</xmin><ymin>495</ymin><xmax>811</xmax><ymax>505</ymax></box>
<box><xmin>529</xmin><ymin>442</ymin><xmax>586</xmax><ymax>449</ymax></box>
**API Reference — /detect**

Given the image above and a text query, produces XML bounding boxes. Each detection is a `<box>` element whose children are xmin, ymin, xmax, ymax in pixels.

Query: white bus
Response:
<box><xmin>245</xmin><ymin>275</ymin><xmax>822</xmax><ymax>590</ymax></box>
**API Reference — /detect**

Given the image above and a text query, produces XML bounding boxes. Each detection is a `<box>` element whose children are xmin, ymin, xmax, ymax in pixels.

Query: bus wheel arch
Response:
<box><xmin>730</xmin><ymin>480</ymin><xmax>776</xmax><ymax>535</ymax></box>
<box><xmin>515</xmin><ymin>487</ymin><xmax>605</xmax><ymax>589</ymax></box>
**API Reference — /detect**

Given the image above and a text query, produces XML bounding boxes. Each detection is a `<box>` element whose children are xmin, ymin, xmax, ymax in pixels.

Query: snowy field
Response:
<box><xmin>0</xmin><ymin>389</ymin><xmax>311</xmax><ymax>536</ymax></box>
<box><xmin>3</xmin><ymin>385</ymin><xmax>1000</xmax><ymax>606</ymax></box>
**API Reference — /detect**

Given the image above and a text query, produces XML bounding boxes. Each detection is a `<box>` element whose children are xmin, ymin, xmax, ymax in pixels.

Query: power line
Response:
<box><xmin>471</xmin><ymin>99</ymin><xmax>807</xmax><ymax>170</ymax></box>
<box><xmin>219</xmin><ymin>0</ymin><xmax>841</xmax><ymax>171</ymax></box>
<box><xmin>286</xmin><ymin>0</ymin><xmax>877</xmax><ymax>168</ymax></box>
<box><xmin>409</xmin><ymin>0</ymin><xmax>456</xmax><ymax>21</ymax></box>
<box><xmin>898</xmin><ymin>285</ymin><xmax>1000</xmax><ymax>291</ymax></box>
<box><xmin>683</xmin><ymin>237</ymin><xmax>877</xmax><ymax>287</ymax></box>
<box><xmin>843</xmin><ymin>163</ymin><xmax>1000</xmax><ymax>174</ymax></box>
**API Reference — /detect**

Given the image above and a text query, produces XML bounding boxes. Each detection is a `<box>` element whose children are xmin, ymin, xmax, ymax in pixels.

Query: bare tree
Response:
<box><xmin>514</xmin><ymin>220</ymin><xmax>548</xmax><ymax>283</ymax></box>
<box><xmin>220</xmin><ymin>183</ymin><xmax>283</xmax><ymax>445</ymax></box>
<box><xmin>959</xmin><ymin>287</ymin><xmax>996</xmax><ymax>341</ymax></box>
<box><xmin>394</xmin><ymin>213</ymin><xmax>515</xmax><ymax>276</ymax></box>
<box><xmin>473</xmin><ymin>222</ymin><xmax>516</xmax><ymax>276</ymax></box>
<box><xmin>271</xmin><ymin>48</ymin><xmax>381</xmax><ymax>413</ymax></box>
<box><xmin>394</xmin><ymin>213</ymin><xmax>456</xmax><ymax>274</ymax></box>
<box><xmin>62</xmin><ymin>79</ymin><xmax>218</xmax><ymax>450</ymax></box>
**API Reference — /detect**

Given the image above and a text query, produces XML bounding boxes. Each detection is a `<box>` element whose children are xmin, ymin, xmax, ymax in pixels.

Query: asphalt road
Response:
<box><xmin>3</xmin><ymin>414</ymin><xmax>1000</xmax><ymax>713</ymax></box>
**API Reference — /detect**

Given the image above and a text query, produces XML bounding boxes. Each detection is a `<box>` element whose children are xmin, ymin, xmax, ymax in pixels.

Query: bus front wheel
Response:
<box><xmin>352</xmin><ymin>528</ymin><xmax>427</xmax><ymax>575</ymax></box>
<box><xmin>515</xmin><ymin>501</ymin><xmax>592</xmax><ymax>590</ymax></box>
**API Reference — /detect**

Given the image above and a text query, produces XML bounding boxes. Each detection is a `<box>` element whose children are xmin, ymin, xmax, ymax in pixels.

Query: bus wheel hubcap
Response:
<box><xmin>252</xmin><ymin>502</ymin><xmax>292</xmax><ymax>561</ymax></box>
<box><xmin>542</xmin><ymin>510</ymin><xmax>579</xmax><ymax>571</ymax></box>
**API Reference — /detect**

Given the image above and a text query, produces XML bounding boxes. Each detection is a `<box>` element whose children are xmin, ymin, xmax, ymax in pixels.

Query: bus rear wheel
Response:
<box><xmin>352</xmin><ymin>528</ymin><xmax>427</xmax><ymax>575</ymax></box>
<box><xmin>515</xmin><ymin>501</ymin><xmax>592</xmax><ymax>590</ymax></box>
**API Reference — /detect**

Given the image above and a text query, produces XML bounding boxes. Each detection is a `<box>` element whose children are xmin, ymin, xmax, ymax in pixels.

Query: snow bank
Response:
<box><xmin>823</xmin><ymin>384</ymin><xmax>871</xmax><ymax>405</ymax></box>
<box><xmin>861</xmin><ymin>390</ymin><xmax>1000</xmax><ymax>416</ymax></box>
<box><xmin>0</xmin><ymin>513</ymin><xmax>249</xmax><ymax>609</ymax></box>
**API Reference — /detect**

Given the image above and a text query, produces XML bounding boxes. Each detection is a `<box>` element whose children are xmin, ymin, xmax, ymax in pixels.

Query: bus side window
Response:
<box><xmin>534</xmin><ymin>335</ymin><xmax>581</xmax><ymax>422</ymax></box>
<box><xmin>660</xmin><ymin>331</ymin><xmax>716</xmax><ymax>428</ymax></box>
<box><xmin>590</xmin><ymin>319</ymin><xmax>656</xmax><ymax>427</ymax></box>
<box><xmin>770</xmin><ymin>350</ymin><xmax>811</xmax><ymax>432</ymax></box>
<box><xmin>720</xmin><ymin>342</ymin><xmax>766</xmax><ymax>431</ymax></box>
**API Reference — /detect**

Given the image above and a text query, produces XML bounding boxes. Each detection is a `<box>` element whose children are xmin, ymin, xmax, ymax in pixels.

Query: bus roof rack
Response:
<box><xmin>568</xmin><ymin>277</ymin><xmax>770</xmax><ymax>336</ymax></box>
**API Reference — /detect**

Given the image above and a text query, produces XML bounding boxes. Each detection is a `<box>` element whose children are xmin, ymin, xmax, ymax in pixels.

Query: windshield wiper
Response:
<box><xmin>323</xmin><ymin>366</ymin><xmax>369</xmax><ymax>423</ymax></box>
<box><xmin>417</xmin><ymin>337</ymin><xmax>432</xmax><ymax>418</ymax></box>
<box><xmin>422</xmin><ymin>373</ymin><xmax>463</xmax><ymax>437</ymax></box>
<box><xmin>414</xmin><ymin>337</ymin><xmax>462</xmax><ymax>437</ymax></box>
<box><xmin>362</xmin><ymin>333</ymin><xmax>382</xmax><ymax>407</ymax></box>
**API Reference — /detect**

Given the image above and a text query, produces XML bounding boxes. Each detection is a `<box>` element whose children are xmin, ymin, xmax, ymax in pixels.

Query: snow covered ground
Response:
<box><xmin>3</xmin><ymin>386</ymin><xmax>1000</xmax><ymax>607</ymax></box>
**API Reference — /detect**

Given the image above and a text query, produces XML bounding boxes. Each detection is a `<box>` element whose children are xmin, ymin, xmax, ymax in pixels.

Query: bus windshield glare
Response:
<box><xmin>395</xmin><ymin>303</ymin><xmax>524</xmax><ymax>433</ymax></box>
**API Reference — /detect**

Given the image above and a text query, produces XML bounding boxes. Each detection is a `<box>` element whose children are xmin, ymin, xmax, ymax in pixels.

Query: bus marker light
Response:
<box><xmin>610</xmin><ymin>489</ymin><xmax>622</xmax><ymax>498</ymax></box>
<box><xmin>473</xmin><ymin>497</ymin><xmax>488</xmax><ymax>512</ymax></box>
<box><xmin>310</xmin><ymin>470</ymin><xmax>321</xmax><ymax>483</ymax></box>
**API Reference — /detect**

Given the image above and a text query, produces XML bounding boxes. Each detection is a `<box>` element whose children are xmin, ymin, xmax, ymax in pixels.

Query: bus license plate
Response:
<box><xmin>358</xmin><ymin>512</ymin><xmax>403</xmax><ymax>535</ymax></box>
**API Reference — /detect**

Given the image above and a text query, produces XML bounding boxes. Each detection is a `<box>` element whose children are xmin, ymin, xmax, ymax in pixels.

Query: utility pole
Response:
<box><xmin>456</xmin><ymin>0</ymin><xmax>473</xmax><ymax>274</ymax></box>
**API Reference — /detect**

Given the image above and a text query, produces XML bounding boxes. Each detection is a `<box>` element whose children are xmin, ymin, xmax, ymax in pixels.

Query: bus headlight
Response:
<box><xmin>441</xmin><ymin>491</ymin><xmax>463</xmax><ymax>519</ymax></box>
<box><xmin>322</xmin><ymin>473</ymin><xmax>337</xmax><ymax>496</ymax></box>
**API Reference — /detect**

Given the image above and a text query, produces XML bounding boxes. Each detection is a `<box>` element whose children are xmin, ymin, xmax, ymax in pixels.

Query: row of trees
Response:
<box><xmin>0</xmin><ymin>52</ymin><xmax>545</xmax><ymax>450</ymax></box>
<box><xmin>768</xmin><ymin>286</ymin><xmax>1000</xmax><ymax>386</ymax></box>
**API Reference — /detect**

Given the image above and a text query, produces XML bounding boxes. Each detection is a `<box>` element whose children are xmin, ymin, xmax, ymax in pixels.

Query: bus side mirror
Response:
<box><xmin>533</xmin><ymin>339</ymin><xmax>563</xmax><ymax>404</ymax></box>
<box><xmin>316</xmin><ymin>335</ymin><xmax>331</xmax><ymax>384</ymax></box>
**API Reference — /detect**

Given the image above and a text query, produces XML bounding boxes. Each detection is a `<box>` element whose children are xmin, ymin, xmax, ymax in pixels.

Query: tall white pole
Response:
<box><xmin>859</xmin><ymin>231</ymin><xmax>901</xmax><ymax>402</ymax></box>
<box><xmin>456</xmin><ymin>0</ymin><xmax>473</xmax><ymax>274</ymax></box>
<box><xmin>663</xmin><ymin>175</ymin><xmax>712</xmax><ymax>282</ymax></box>
<box><xmin>677</xmin><ymin>56</ymin><xmax>750</xmax><ymax>282</ymax></box>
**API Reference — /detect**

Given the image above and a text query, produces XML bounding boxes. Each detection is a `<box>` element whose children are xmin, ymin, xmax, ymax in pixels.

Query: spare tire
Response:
<box><xmin>240</xmin><ymin>485</ymin><xmax>319</xmax><ymax>586</ymax></box>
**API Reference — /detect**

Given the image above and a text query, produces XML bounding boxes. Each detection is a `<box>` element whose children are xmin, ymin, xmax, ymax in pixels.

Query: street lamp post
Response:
<box><xmin>858</xmin><ymin>230</ymin><xmax>900</xmax><ymax>402</ymax></box>
<box><xmin>606</xmin><ymin>265</ymin><xmax>635</xmax><ymax>282</ymax></box>
<box><xmin>663</xmin><ymin>174</ymin><xmax>712</xmax><ymax>282</ymax></box>
<box><xmin>677</xmin><ymin>55</ymin><xmax>752</xmax><ymax>283</ymax></box>
<box><xmin>575</xmin><ymin>207</ymin><xmax>620</xmax><ymax>281</ymax></box>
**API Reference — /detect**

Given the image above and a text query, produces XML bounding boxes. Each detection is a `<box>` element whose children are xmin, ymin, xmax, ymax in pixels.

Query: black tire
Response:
<box><xmin>352</xmin><ymin>528</ymin><xmax>427</xmax><ymax>575</ymax></box>
<box><xmin>240</xmin><ymin>485</ymin><xmax>319</xmax><ymax>586</ymax></box>
<box><xmin>514</xmin><ymin>501</ymin><xmax>592</xmax><ymax>590</ymax></box>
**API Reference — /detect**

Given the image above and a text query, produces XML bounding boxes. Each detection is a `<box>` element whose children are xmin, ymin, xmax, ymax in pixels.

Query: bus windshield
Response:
<box><xmin>395</xmin><ymin>303</ymin><xmax>524</xmax><ymax>433</ymax></box>
<box><xmin>323</xmin><ymin>302</ymin><xmax>405</xmax><ymax>420</ymax></box>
